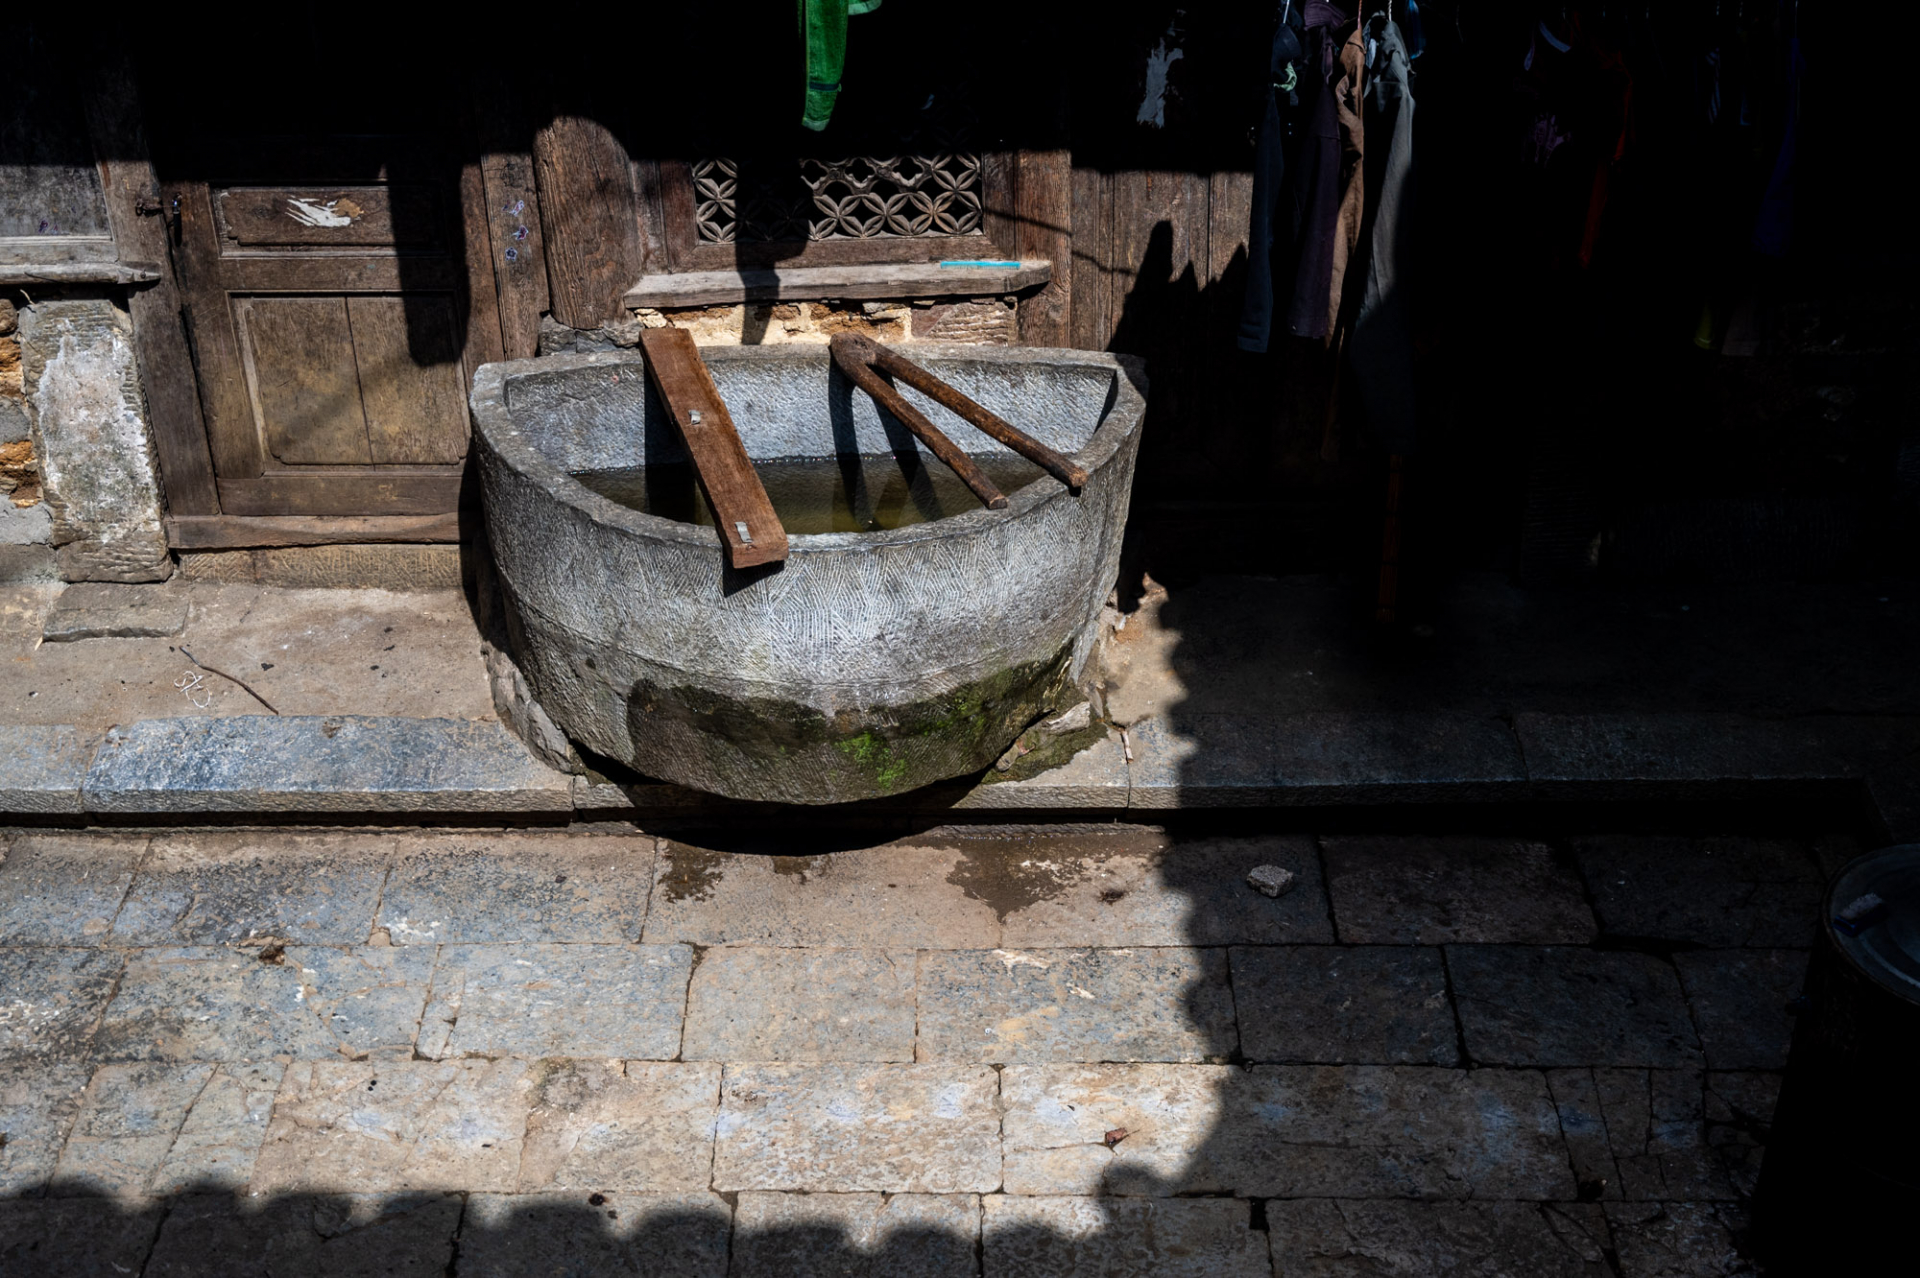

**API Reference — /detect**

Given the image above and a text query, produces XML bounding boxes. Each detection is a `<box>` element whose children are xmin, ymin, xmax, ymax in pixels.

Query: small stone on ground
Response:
<box><xmin>1245</xmin><ymin>864</ymin><xmax>1296</xmax><ymax>897</ymax></box>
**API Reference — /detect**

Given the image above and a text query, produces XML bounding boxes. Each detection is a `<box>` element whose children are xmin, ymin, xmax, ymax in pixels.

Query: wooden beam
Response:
<box><xmin>76</xmin><ymin>43</ymin><xmax>222</xmax><ymax>516</ymax></box>
<box><xmin>532</xmin><ymin>115</ymin><xmax>643</xmax><ymax>329</ymax></box>
<box><xmin>0</xmin><ymin>262</ymin><xmax>161</xmax><ymax>285</ymax></box>
<box><xmin>637</xmin><ymin>328</ymin><xmax>787</xmax><ymax>568</ymax></box>
<box><xmin>215</xmin><ymin>472</ymin><xmax>465</xmax><ymax>517</ymax></box>
<box><xmin>167</xmin><ymin>513</ymin><xmax>463</xmax><ymax>550</ymax></box>
<box><xmin>624</xmin><ymin>261</ymin><xmax>1051</xmax><ymax>309</ymax></box>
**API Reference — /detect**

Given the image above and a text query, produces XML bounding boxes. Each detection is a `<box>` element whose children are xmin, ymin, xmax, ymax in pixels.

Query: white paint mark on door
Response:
<box><xmin>1137</xmin><ymin>28</ymin><xmax>1186</xmax><ymax>128</ymax></box>
<box><xmin>286</xmin><ymin>197</ymin><xmax>355</xmax><ymax>228</ymax></box>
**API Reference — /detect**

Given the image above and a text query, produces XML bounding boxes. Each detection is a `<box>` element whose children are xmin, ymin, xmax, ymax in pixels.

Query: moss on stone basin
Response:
<box><xmin>470</xmin><ymin>344</ymin><xmax>1145</xmax><ymax>804</ymax></box>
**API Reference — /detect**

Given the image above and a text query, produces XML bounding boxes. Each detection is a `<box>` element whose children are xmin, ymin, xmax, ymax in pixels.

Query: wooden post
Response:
<box><xmin>77</xmin><ymin>41</ymin><xmax>222</xmax><ymax>517</ymax></box>
<box><xmin>473</xmin><ymin>78</ymin><xmax>549</xmax><ymax>360</ymax></box>
<box><xmin>1014</xmin><ymin>83</ymin><xmax>1073</xmax><ymax>347</ymax></box>
<box><xmin>532</xmin><ymin>115</ymin><xmax>643</xmax><ymax>330</ymax></box>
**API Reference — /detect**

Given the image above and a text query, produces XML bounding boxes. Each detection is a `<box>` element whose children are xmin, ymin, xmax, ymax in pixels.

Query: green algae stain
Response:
<box><xmin>835</xmin><ymin>732</ymin><xmax>912</xmax><ymax>791</ymax></box>
<box><xmin>628</xmin><ymin>638</ymin><xmax>1082</xmax><ymax>802</ymax></box>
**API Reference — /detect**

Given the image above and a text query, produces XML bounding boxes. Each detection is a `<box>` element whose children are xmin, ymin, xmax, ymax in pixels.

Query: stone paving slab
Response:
<box><xmin>0</xmin><ymin>1198</ymin><xmax>166</xmax><ymax>1276</ymax></box>
<box><xmin>0</xmin><ymin>831</ymin><xmax>145</xmax><ymax>943</ymax></box>
<box><xmin>519</xmin><ymin>1060</ymin><xmax>720</xmax><ymax>1193</ymax></box>
<box><xmin>0</xmin><ymin>946</ymin><xmax>123</xmax><ymax>1059</ymax></box>
<box><xmin>1000</xmin><ymin>1063</ymin><xmax>1228</xmax><ymax>1196</ymax></box>
<box><xmin>982</xmin><ymin>1196</ymin><xmax>1272</xmax><ymax>1278</ymax></box>
<box><xmin>0</xmin><ymin>1060</ymin><xmax>88</xmax><ymax>1194</ymax></box>
<box><xmin>733</xmin><ymin>1191</ymin><xmax>980</xmax><ymax>1278</ymax></box>
<box><xmin>1597</xmin><ymin>1069</ymin><xmax>1734</xmax><ymax>1203</ymax></box>
<box><xmin>0</xmin><ymin>724</ymin><xmax>96</xmax><ymax>815</ymax></box>
<box><xmin>642</xmin><ymin>842</ymin><xmax>1001</xmax><ymax>949</ymax></box>
<box><xmin>82</xmin><ymin>715</ymin><xmax>573</xmax><ymax>815</ymax></box>
<box><xmin>681</xmin><ymin>947</ymin><xmax>916</xmax><ymax>1063</ymax></box>
<box><xmin>378</xmin><ymin>831</ymin><xmax>654</xmax><ymax>945</ymax></box>
<box><xmin>713</xmin><ymin>1063</ymin><xmax>1001</xmax><ymax>1193</ymax></box>
<box><xmin>916</xmin><ymin>947</ymin><xmax>1235</xmax><ymax>1063</ymax></box>
<box><xmin>1230</xmin><ymin>946</ymin><xmax>1457</xmax><ymax>1065</ymax></box>
<box><xmin>52</xmin><ymin>1062</ymin><xmax>216</xmax><ymax>1197</ymax></box>
<box><xmin>993</xmin><ymin>834</ymin><xmax>1333</xmax><ymax>947</ymax></box>
<box><xmin>1449</xmin><ymin>946</ymin><xmax>1701</xmax><ymax>1068</ymax></box>
<box><xmin>1547</xmin><ymin>1068</ymin><xmax>1735</xmax><ymax>1204</ymax></box>
<box><xmin>1674</xmin><ymin>950</ymin><xmax>1807</xmax><ymax>1070</ymax></box>
<box><xmin>45</xmin><ymin>1060</ymin><xmax>285</xmax><ymax>1197</ymax></box>
<box><xmin>94</xmin><ymin>945</ymin><xmax>432</xmax><ymax>1062</ymax></box>
<box><xmin>1236</xmin><ymin>1065</ymin><xmax>1572</xmax><ymax>1200</ymax></box>
<box><xmin>143</xmin><ymin>1192</ymin><xmax>464</xmax><ymax>1278</ymax></box>
<box><xmin>41</xmin><ymin>582</ymin><xmax>190</xmax><ymax>642</ymax></box>
<box><xmin>251</xmin><ymin>1059</ymin><xmax>534</xmax><ymax>1193</ymax></box>
<box><xmin>1703</xmin><ymin>1072</ymin><xmax>1778</xmax><ymax>1199</ymax></box>
<box><xmin>1517</xmin><ymin>712</ymin><xmax>1850</xmax><ymax>798</ymax></box>
<box><xmin>1001</xmin><ymin>1062</ymin><xmax>1572</xmax><ymax>1200</ymax></box>
<box><xmin>461</xmin><ymin>1191</ymin><xmax>733</xmax><ymax>1278</ymax></box>
<box><xmin>150</xmin><ymin>1060</ymin><xmax>285</xmax><ymax>1195</ymax></box>
<box><xmin>1604</xmin><ymin>1201</ymin><xmax>1753</xmax><ymax>1278</ymax></box>
<box><xmin>111</xmin><ymin>830</ymin><xmax>389</xmax><ymax>946</ymax></box>
<box><xmin>957</xmin><ymin>734</ymin><xmax>1131</xmax><ymax>810</ymax></box>
<box><xmin>1321</xmin><ymin>836</ymin><xmax>1597</xmax><ymax>944</ymax></box>
<box><xmin>1574</xmin><ymin>836</ymin><xmax>1823</xmax><ymax>948</ymax></box>
<box><xmin>1128</xmin><ymin>712</ymin><xmax>1527</xmax><ymax>808</ymax></box>
<box><xmin>1545</xmin><ymin>1068</ymin><xmax>1623</xmax><ymax>1202</ymax></box>
<box><xmin>418</xmin><ymin>943</ymin><xmax>690</xmax><ymax>1060</ymax></box>
<box><xmin>1266</xmin><ymin>1200</ymin><xmax>1615</xmax><ymax>1278</ymax></box>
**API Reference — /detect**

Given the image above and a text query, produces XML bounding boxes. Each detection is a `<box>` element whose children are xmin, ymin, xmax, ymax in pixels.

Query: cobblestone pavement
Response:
<box><xmin>0</xmin><ymin>823</ymin><xmax>1840</xmax><ymax>1275</ymax></box>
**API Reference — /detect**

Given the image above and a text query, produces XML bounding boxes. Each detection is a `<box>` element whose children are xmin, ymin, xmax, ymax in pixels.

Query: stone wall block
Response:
<box><xmin>20</xmin><ymin>298</ymin><xmax>171</xmax><ymax>583</ymax></box>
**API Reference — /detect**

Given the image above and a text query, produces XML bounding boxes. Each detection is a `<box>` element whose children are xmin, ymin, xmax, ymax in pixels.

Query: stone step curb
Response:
<box><xmin>4</xmin><ymin>712</ymin><xmax>1916</xmax><ymax>836</ymax></box>
<box><xmin>3</xmin><ymin>716</ymin><xmax>574</xmax><ymax>819</ymax></box>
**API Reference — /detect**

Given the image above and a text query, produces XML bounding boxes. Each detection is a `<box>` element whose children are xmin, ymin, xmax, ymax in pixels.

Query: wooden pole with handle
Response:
<box><xmin>829</xmin><ymin>335</ymin><xmax>1010</xmax><ymax>510</ymax></box>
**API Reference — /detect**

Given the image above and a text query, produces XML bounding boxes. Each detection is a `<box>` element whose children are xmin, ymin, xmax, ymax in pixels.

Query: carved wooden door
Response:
<box><xmin>162</xmin><ymin>139</ymin><xmax>502</xmax><ymax>517</ymax></box>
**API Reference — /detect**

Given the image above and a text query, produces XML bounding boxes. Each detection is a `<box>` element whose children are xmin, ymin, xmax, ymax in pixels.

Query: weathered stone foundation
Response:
<box><xmin>17</xmin><ymin>296</ymin><xmax>170</xmax><ymax>583</ymax></box>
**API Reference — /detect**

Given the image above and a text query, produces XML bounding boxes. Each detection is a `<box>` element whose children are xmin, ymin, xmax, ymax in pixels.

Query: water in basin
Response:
<box><xmin>573</xmin><ymin>451</ymin><xmax>1045</xmax><ymax>534</ymax></box>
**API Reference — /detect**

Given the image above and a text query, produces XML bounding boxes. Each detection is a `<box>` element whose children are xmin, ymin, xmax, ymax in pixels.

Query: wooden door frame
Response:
<box><xmin>86</xmin><ymin>54</ymin><xmax>514</xmax><ymax>548</ymax></box>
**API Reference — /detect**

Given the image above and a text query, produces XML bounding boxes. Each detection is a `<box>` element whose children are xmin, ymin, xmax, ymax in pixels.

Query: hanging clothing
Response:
<box><xmin>1284</xmin><ymin>1</ymin><xmax>1353</xmax><ymax>340</ymax></box>
<box><xmin>799</xmin><ymin>0</ymin><xmax>883</xmax><ymax>132</ymax></box>
<box><xmin>1751</xmin><ymin>37</ymin><xmax>1803</xmax><ymax>257</ymax></box>
<box><xmin>1349</xmin><ymin>9</ymin><xmax>1417</xmax><ymax>453</ymax></box>
<box><xmin>1237</xmin><ymin>3</ymin><xmax>1309</xmax><ymax>353</ymax></box>
<box><xmin>1511</xmin><ymin>15</ymin><xmax>1631</xmax><ymax>270</ymax></box>
<box><xmin>1323</xmin><ymin>16</ymin><xmax>1368</xmax><ymax>341</ymax></box>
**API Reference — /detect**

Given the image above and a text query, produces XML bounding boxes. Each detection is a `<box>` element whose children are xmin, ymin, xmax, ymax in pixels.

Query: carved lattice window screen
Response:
<box><xmin>653</xmin><ymin>89</ymin><xmax>1016</xmax><ymax>271</ymax></box>
<box><xmin>689</xmin><ymin>153</ymin><xmax>985</xmax><ymax>244</ymax></box>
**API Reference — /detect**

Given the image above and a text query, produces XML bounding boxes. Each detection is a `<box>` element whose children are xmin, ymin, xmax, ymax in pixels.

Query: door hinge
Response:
<box><xmin>135</xmin><ymin>196</ymin><xmax>183</xmax><ymax>243</ymax></box>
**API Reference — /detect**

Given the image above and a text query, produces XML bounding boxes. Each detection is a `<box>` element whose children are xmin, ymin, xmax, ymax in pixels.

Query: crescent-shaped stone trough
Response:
<box><xmin>471</xmin><ymin>343</ymin><xmax>1145</xmax><ymax>804</ymax></box>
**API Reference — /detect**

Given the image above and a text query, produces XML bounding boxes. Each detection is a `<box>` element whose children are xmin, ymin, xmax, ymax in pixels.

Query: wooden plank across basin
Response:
<box><xmin>637</xmin><ymin>327</ymin><xmax>789</xmax><ymax>568</ymax></box>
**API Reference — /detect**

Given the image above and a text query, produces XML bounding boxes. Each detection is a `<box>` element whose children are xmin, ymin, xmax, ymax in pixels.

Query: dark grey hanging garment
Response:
<box><xmin>1348</xmin><ymin>9</ymin><xmax>1417</xmax><ymax>453</ymax></box>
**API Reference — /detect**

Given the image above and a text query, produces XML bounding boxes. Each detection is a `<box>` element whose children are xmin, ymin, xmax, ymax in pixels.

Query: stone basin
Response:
<box><xmin>469</xmin><ymin>343</ymin><xmax>1145</xmax><ymax>804</ymax></box>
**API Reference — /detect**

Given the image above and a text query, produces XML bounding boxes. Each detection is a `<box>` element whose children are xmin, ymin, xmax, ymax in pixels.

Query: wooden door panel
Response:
<box><xmin>166</xmin><ymin>133</ymin><xmax>503</xmax><ymax>520</ymax></box>
<box><xmin>214</xmin><ymin>185</ymin><xmax>445</xmax><ymax>250</ymax></box>
<box><xmin>348</xmin><ymin>295</ymin><xmax>468</xmax><ymax>465</ymax></box>
<box><xmin>240</xmin><ymin>297</ymin><xmax>372</xmax><ymax>465</ymax></box>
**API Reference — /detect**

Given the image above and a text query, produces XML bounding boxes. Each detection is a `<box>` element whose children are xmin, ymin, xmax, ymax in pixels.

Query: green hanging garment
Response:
<box><xmin>800</xmin><ymin>0</ymin><xmax>882</xmax><ymax>132</ymax></box>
